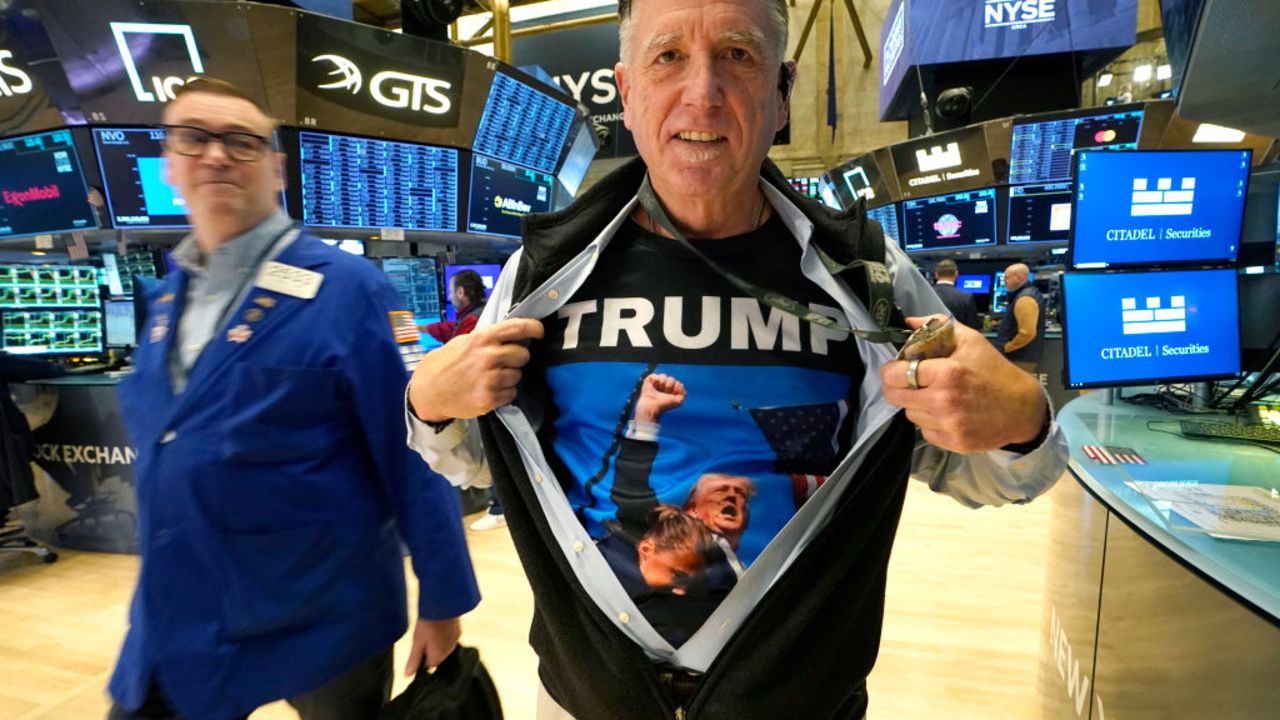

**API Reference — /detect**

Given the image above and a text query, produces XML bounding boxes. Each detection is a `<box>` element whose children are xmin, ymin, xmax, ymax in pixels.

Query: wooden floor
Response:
<box><xmin>0</xmin><ymin>478</ymin><xmax>1060</xmax><ymax>719</ymax></box>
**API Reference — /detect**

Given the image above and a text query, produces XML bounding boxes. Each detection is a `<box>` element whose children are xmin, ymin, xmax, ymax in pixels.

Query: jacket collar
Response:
<box><xmin>516</xmin><ymin>157</ymin><xmax>876</xmax><ymax>302</ymax></box>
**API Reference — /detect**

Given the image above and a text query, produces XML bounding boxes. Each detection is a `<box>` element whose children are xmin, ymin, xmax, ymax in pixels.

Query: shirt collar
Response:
<box><xmin>171</xmin><ymin>208</ymin><xmax>293</xmax><ymax>279</ymax></box>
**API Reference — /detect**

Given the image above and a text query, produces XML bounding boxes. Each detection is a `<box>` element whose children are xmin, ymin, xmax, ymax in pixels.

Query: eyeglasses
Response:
<box><xmin>162</xmin><ymin>124</ymin><xmax>271</xmax><ymax>162</ymax></box>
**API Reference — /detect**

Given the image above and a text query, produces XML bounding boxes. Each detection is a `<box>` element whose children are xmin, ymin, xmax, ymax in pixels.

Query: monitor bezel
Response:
<box><xmin>1060</xmin><ymin>266</ymin><xmax>1243</xmax><ymax>390</ymax></box>
<box><xmin>1068</xmin><ymin>148</ymin><xmax>1253</xmax><ymax>271</ymax></box>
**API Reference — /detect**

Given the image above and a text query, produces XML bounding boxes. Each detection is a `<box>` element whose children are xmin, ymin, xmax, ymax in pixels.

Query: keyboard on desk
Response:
<box><xmin>1179</xmin><ymin>420</ymin><xmax>1280</xmax><ymax>445</ymax></box>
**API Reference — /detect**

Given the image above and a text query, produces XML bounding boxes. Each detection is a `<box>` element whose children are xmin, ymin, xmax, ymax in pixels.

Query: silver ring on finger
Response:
<box><xmin>906</xmin><ymin>358</ymin><xmax>922</xmax><ymax>390</ymax></box>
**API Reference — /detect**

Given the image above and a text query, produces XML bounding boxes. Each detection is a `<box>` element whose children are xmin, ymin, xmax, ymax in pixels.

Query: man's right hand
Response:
<box><xmin>408</xmin><ymin>318</ymin><xmax>544</xmax><ymax>423</ymax></box>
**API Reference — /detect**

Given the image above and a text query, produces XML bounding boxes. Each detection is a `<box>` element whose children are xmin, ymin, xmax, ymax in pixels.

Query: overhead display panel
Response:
<box><xmin>36</xmin><ymin>0</ymin><xmax>291</xmax><ymax>125</ymax></box>
<box><xmin>880</xmin><ymin>0</ymin><xmax>1138</xmax><ymax>120</ymax></box>
<box><xmin>297</xmin><ymin>12</ymin><xmax>484</xmax><ymax>147</ymax></box>
<box><xmin>832</xmin><ymin>149</ymin><xmax>897</xmax><ymax>208</ymax></box>
<box><xmin>473</xmin><ymin>71</ymin><xmax>576</xmax><ymax>175</ymax></box>
<box><xmin>298</xmin><ymin>131</ymin><xmax>459</xmax><ymax>232</ymax></box>
<box><xmin>889</xmin><ymin>125</ymin><xmax>993</xmax><ymax>199</ymax></box>
<box><xmin>1009</xmin><ymin>104</ymin><xmax>1144</xmax><ymax>185</ymax></box>
<box><xmin>901</xmin><ymin>188</ymin><xmax>998</xmax><ymax>253</ymax></box>
<box><xmin>467</xmin><ymin>154</ymin><xmax>554</xmax><ymax>238</ymax></box>
<box><xmin>0</xmin><ymin>129</ymin><xmax>97</xmax><ymax>239</ymax></box>
<box><xmin>0</xmin><ymin>12</ymin><xmax>69</xmax><ymax>135</ymax></box>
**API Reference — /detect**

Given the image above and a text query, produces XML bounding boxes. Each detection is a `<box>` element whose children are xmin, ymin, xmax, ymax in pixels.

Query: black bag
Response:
<box><xmin>380</xmin><ymin>646</ymin><xmax>503</xmax><ymax>720</ymax></box>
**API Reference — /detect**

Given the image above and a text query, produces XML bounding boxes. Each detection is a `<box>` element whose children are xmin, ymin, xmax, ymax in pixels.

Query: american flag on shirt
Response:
<box><xmin>388</xmin><ymin>311</ymin><xmax>421</xmax><ymax>345</ymax></box>
<box><xmin>1082</xmin><ymin>445</ymin><xmax>1147</xmax><ymax>465</ymax></box>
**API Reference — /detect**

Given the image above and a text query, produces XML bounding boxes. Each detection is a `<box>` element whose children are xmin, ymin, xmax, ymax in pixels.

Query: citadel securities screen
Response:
<box><xmin>0</xmin><ymin>129</ymin><xmax>96</xmax><ymax>238</ymax></box>
<box><xmin>1063</xmin><ymin>268</ymin><xmax>1240</xmax><ymax>388</ymax></box>
<box><xmin>1072</xmin><ymin>149</ymin><xmax>1251</xmax><ymax>268</ymax></box>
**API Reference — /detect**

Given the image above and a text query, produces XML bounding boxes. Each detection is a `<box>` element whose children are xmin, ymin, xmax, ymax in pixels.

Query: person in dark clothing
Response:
<box><xmin>0</xmin><ymin>353</ymin><xmax>66</xmax><ymax>561</ymax></box>
<box><xmin>932</xmin><ymin>259</ymin><xmax>981</xmax><ymax>330</ymax></box>
<box><xmin>997</xmin><ymin>263</ymin><xmax>1047</xmax><ymax>374</ymax></box>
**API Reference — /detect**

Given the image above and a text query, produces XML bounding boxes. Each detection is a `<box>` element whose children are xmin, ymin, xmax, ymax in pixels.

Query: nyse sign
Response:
<box><xmin>984</xmin><ymin>0</ymin><xmax>1057</xmax><ymax>30</ymax></box>
<box><xmin>0</xmin><ymin>50</ymin><xmax>34</xmax><ymax>96</ymax></box>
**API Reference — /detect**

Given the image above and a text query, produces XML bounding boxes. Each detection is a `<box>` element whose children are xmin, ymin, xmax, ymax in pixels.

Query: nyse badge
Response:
<box><xmin>244</xmin><ymin>308</ymin><xmax>265</xmax><ymax>323</ymax></box>
<box><xmin>227</xmin><ymin>324</ymin><xmax>253</xmax><ymax>344</ymax></box>
<box><xmin>253</xmin><ymin>296</ymin><xmax>277</xmax><ymax>309</ymax></box>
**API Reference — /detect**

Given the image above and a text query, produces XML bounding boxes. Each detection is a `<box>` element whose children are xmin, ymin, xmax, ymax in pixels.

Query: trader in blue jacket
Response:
<box><xmin>107</xmin><ymin>77</ymin><xmax>480</xmax><ymax>720</ymax></box>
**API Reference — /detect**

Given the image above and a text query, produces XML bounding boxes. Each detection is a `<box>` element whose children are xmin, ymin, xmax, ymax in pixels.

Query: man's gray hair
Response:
<box><xmin>617</xmin><ymin>0</ymin><xmax>789</xmax><ymax>64</ymax></box>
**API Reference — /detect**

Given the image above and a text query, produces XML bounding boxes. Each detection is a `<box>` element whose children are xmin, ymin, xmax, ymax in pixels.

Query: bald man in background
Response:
<box><xmin>997</xmin><ymin>263</ymin><xmax>1045</xmax><ymax>373</ymax></box>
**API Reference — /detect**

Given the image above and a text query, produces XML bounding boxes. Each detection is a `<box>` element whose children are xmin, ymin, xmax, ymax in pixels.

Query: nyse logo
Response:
<box><xmin>110</xmin><ymin>22</ymin><xmax>204</xmax><ymax>103</ymax></box>
<box><xmin>916</xmin><ymin>142</ymin><xmax>962</xmax><ymax>172</ymax></box>
<box><xmin>984</xmin><ymin>0</ymin><xmax>1057</xmax><ymax>30</ymax></box>
<box><xmin>1121</xmin><ymin>296</ymin><xmax>1186</xmax><ymax>335</ymax></box>
<box><xmin>0</xmin><ymin>50</ymin><xmax>34</xmax><ymax>97</ymax></box>
<box><xmin>1131</xmin><ymin>177</ymin><xmax>1196</xmax><ymax>217</ymax></box>
<box><xmin>312</xmin><ymin>55</ymin><xmax>452</xmax><ymax>115</ymax></box>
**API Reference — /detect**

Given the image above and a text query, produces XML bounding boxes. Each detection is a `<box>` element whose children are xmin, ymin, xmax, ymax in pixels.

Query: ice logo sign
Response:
<box><xmin>1131</xmin><ymin>177</ymin><xmax>1196</xmax><ymax>217</ymax></box>
<box><xmin>842</xmin><ymin>166</ymin><xmax>876</xmax><ymax>201</ymax></box>
<box><xmin>110</xmin><ymin>22</ymin><xmax>204</xmax><ymax>103</ymax></box>
<box><xmin>1121</xmin><ymin>296</ymin><xmax>1187</xmax><ymax>335</ymax></box>
<box><xmin>0</xmin><ymin>50</ymin><xmax>34</xmax><ymax>96</ymax></box>
<box><xmin>916</xmin><ymin>142</ymin><xmax>962</xmax><ymax>172</ymax></box>
<box><xmin>984</xmin><ymin>0</ymin><xmax>1057</xmax><ymax>30</ymax></box>
<box><xmin>311</xmin><ymin>54</ymin><xmax>453</xmax><ymax>115</ymax></box>
<box><xmin>934</xmin><ymin>214</ymin><xmax>963</xmax><ymax>239</ymax></box>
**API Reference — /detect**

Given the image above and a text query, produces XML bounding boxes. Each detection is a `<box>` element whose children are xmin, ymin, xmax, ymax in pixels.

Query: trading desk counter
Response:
<box><xmin>15</xmin><ymin>373</ymin><xmax>137</xmax><ymax>553</ymax></box>
<box><xmin>14</xmin><ymin>372</ymin><xmax>486</xmax><ymax>554</ymax></box>
<box><xmin>1039</xmin><ymin>392</ymin><xmax>1280</xmax><ymax>719</ymax></box>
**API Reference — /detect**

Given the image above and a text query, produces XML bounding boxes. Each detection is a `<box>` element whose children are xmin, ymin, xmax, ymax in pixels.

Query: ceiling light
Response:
<box><xmin>1192</xmin><ymin>123</ymin><xmax>1246</xmax><ymax>143</ymax></box>
<box><xmin>1097</xmin><ymin>72</ymin><xmax>1114</xmax><ymax>87</ymax></box>
<box><xmin>1133</xmin><ymin>65</ymin><xmax>1153</xmax><ymax>82</ymax></box>
<box><xmin>1157</xmin><ymin>64</ymin><xmax>1172</xmax><ymax>80</ymax></box>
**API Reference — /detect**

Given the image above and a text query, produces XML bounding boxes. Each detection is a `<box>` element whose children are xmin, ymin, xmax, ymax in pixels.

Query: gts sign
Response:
<box><xmin>983</xmin><ymin>0</ymin><xmax>1057</xmax><ymax>29</ymax></box>
<box><xmin>312</xmin><ymin>54</ymin><xmax>452</xmax><ymax>115</ymax></box>
<box><xmin>0</xmin><ymin>50</ymin><xmax>34</xmax><ymax>96</ymax></box>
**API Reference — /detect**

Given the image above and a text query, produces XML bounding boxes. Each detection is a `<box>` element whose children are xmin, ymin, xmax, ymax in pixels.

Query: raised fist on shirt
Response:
<box><xmin>635</xmin><ymin>373</ymin><xmax>687</xmax><ymax>424</ymax></box>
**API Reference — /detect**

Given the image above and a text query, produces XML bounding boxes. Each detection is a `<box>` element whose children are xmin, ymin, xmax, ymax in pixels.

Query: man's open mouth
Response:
<box><xmin>676</xmin><ymin>131</ymin><xmax>726</xmax><ymax>144</ymax></box>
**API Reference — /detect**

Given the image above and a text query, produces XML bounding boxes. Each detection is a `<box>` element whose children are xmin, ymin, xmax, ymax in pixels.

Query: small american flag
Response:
<box><xmin>388</xmin><ymin>311</ymin><xmax>420</xmax><ymax>345</ymax></box>
<box><xmin>1082</xmin><ymin>445</ymin><xmax>1147</xmax><ymax>465</ymax></box>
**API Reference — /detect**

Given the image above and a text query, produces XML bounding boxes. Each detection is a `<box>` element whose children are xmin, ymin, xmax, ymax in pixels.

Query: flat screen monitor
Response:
<box><xmin>1009</xmin><ymin>106</ymin><xmax>1144</xmax><ymax>185</ymax></box>
<box><xmin>890</xmin><ymin>126</ymin><xmax>993</xmax><ymax>199</ymax></box>
<box><xmin>901</xmin><ymin>188</ymin><xmax>998</xmax><ymax>252</ymax></box>
<box><xmin>1063</xmin><ymin>268</ymin><xmax>1240</xmax><ymax>388</ymax></box>
<box><xmin>467</xmin><ymin>155</ymin><xmax>554</xmax><ymax>238</ymax></box>
<box><xmin>867</xmin><ymin>203</ymin><xmax>902</xmax><ymax>246</ymax></box>
<box><xmin>991</xmin><ymin>272</ymin><xmax>1009</xmax><ymax>313</ymax></box>
<box><xmin>381</xmin><ymin>257</ymin><xmax>443</xmax><ymax>349</ymax></box>
<box><xmin>443</xmin><ymin>263</ymin><xmax>502</xmax><ymax>321</ymax></box>
<box><xmin>1239</xmin><ymin>271</ymin><xmax>1280</xmax><ymax>372</ymax></box>
<box><xmin>298</xmin><ymin>131</ymin><xmax>459</xmax><ymax>232</ymax></box>
<box><xmin>0</xmin><ymin>129</ymin><xmax>97</xmax><ymax>239</ymax></box>
<box><xmin>955</xmin><ymin>274</ymin><xmax>991</xmax><ymax>294</ymax></box>
<box><xmin>104</xmin><ymin>298</ymin><xmax>137</xmax><ymax>347</ymax></box>
<box><xmin>92</xmin><ymin>128</ymin><xmax>189</xmax><ymax>228</ymax></box>
<box><xmin>557</xmin><ymin>121</ymin><xmax>597</xmax><ymax>200</ymax></box>
<box><xmin>1007</xmin><ymin>182</ymin><xmax>1073</xmax><ymax>244</ymax></box>
<box><xmin>1071</xmin><ymin>149</ymin><xmax>1251</xmax><ymax>269</ymax></box>
<box><xmin>115</xmin><ymin>250</ymin><xmax>160</xmax><ymax>295</ymax></box>
<box><xmin>473</xmin><ymin>71</ymin><xmax>576</xmax><ymax>175</ymax></box>
<box><xmin>1</xmin><ymin>309</ymin><xmax>104</xmax><ymax>356</ymax></box>
<box><xmin>0</xmin><ymin>264</ymin><xmax>100</xmax><ymax>309</ymax></box>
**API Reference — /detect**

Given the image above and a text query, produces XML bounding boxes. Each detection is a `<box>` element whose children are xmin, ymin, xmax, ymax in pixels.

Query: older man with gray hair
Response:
<box><xmin>407</xmin><ymin>1</ymin><xmax>1067</xmax><ymax>718</ymax></box>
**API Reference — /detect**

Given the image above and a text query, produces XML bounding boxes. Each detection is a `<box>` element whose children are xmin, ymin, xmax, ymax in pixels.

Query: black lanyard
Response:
<box><xmin>635</xmin><ymin>173</ymin><xmax>909</xmax><ymax>345</ymax></box>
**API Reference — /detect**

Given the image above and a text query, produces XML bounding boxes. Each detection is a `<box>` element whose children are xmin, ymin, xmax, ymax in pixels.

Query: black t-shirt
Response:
<box><xmin>533</xmin><ymin>214</ymin><xmax>866</xmax><ymax>646</ymax></box>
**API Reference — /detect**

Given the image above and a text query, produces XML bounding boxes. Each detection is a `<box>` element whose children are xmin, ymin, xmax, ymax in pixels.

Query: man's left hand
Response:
<box><xmin>881</xmin><ymin>316</ymin><xmax>1048</xmax><ymax>454</ymax></box>
<box><xmin>404</xmin><ymin>617</ymin><xmax>462</xmax><ymax>677</ymax></box>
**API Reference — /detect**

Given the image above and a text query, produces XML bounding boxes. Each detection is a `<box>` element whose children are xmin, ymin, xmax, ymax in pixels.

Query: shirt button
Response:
<box><xmin>618</xmin><ymin>612</ymin><xmax>631</xmax><ymax>624</ymax></box>
<box><xmin>533</xmin><ymin>472</ymin><xmax>544</xmax><ymax>484</ymax></box>
<box><xmin>160</xmin><ymin>430</ymin><xmax>178</xmax><ymax>444</ymax></box>
<box><xmin>572</xmin><ymin>541</ymin><xmax>585</xmax><ymax>553</ymax></box>
<box><xmin>187</xmin><ymin>344</ymin><xmax>201</xmax><ymax>353</ymax></box>
<box><xmin>547</xmin><ymin>289</ymin><xmax>559</xmax><ymax>300</ymax></box>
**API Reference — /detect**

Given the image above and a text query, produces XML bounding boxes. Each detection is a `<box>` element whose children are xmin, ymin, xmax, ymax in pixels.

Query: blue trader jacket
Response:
<box><xmin>109</xmin><ymin>231</ymin><xmax>480</xmax><ymax>720</ymax></box>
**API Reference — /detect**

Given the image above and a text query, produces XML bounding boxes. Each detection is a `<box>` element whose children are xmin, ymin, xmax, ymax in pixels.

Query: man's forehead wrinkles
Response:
<box><xmin>640</xmin><ymin>26</ymin><xmax>770</xmax><ymax>52</ymax></box>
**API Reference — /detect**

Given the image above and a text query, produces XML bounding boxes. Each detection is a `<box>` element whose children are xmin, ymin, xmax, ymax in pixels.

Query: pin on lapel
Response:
<box><xmin>227</xmin><ymin>324</ymin><xmax>253</xmax><ymax>344</ymax></box>
<box><xmin>252</xmin><ymin>296</ymin><xmax>276</xmax><ymax>309</ymax></box>
<box><xmin>244</xmin><ymin>308</ymin><xmax>264</xmax><ymax>323</ymax></box>
<box><xmin>159</xmin><ymin>293</ymin><xmax>175</xmax><ymax>304</ymax></box>
<box><xmin>150</xmin><ymin>324</ymin><xmax>168</xmax><ymax>343</ymax></box>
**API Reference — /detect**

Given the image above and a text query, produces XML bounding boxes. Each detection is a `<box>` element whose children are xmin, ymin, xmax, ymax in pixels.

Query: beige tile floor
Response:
<box><xmin>0</xmin><ymin>477</ymin><xmax>1057</xmax><ymax>719</ymax></box>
